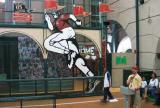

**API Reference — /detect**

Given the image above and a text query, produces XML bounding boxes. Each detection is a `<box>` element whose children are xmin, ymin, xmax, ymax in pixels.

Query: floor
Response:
<box><xmin>0</xmin><ymin>92</ymin><xmax>159</xmax><ymax>108</ymax></box>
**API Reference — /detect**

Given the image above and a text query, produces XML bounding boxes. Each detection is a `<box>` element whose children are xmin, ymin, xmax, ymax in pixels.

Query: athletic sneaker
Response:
<box><xmin>86</xmin><ymin>79</ymin><xmax>101</xmax><ymax>93</ymax></box>
<box><xmin>109</xmin><ymin>98</ymin><xmax>118</xmax><ymax>102</ymax></box>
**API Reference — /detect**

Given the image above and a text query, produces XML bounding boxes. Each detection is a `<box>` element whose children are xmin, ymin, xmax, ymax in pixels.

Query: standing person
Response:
<box><xmin>140</xmin><ymin>77</ymin><xmax>147</xmax><ymax>99</ymax></box>
<box><xmin>101</xmin><ymin>70</ymin><xmax>118</xmax><ymax>103</ymax></box>
<box><xmin>127</xmin><ymin>66</ymin><xmax>142</xmax><ymax>108</ymax></box>
<box><xmin>147</xmin><ymin>72</ymin><xmax>159</xmax><ymax>98</ymax></box>
<box><xmin>44</xmin><ymin>11</ymin><xmax>100</xmax><ymax>93</ymax></box>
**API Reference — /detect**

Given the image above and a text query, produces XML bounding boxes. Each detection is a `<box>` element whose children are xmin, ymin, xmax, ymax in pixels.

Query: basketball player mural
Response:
<box><xmin>44</xmin><ymin>11</ymin><xmax>100</xmax><ymax>93</ymax></box>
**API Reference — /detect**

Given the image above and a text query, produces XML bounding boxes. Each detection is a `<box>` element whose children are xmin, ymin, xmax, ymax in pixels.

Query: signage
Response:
<box><xmin>14</xmin><ymin>2</ymin><xmax>27</xmax><ymax>12</ymax></box>
<box><xmin>12</xmin><ymin>2</ymin><xmax>32</xmax><ymax>22</ymax></box>
<box><xmin>116</xmin><ymin>56</ymin><xmax>127</xmax><ymax>65</ymax></box>
<box><xmin>80</xmin><ymin>46</ymin><xmax>95</xmax><ymax>55</ymax></box>
<box><xmin>12</xmin><ymin>13</ymin><xmax>32</xmax><ymax>22</ymax></box>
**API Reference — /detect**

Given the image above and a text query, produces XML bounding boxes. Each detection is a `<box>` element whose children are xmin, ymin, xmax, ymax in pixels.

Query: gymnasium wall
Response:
<box><xmin>107</xmin><ymin>0</ymin><xmax>160</xmax><ymax>74</ymax></box>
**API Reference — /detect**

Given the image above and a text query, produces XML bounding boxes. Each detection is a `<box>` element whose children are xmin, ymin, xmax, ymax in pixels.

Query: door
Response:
<box><xmin>0</xmin><ymin>37</ymin><xmax>18</xmax><ymax>79</ymax></box>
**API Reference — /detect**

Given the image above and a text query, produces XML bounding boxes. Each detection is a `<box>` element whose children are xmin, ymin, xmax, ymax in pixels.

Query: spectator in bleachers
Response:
<box><xmin>140</xmin><ymin>77</ymin><xmax>147</xmax><ymax>99</ymax></box>
<box><xmin>147</xmin><ymin>72</ymin><xmax>159</xmax><ymax>98</ymax></box>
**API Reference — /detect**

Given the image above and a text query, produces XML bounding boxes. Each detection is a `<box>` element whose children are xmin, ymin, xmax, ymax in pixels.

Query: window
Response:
<box><xmin>117</xmin><ymin>36</ymin><xmax>132</xmax><ymax>53</ymax></box>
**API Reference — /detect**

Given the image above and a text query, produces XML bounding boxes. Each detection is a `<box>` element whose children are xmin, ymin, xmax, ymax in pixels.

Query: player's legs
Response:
<box><xmin>44</xmin><ymin>27</ymin><xmax>78</xmax><ymax>53</ymax></box>
<box><xmin>49</xmin><ymin>27</ymin><xmax>75</xmax><ymax>42</ymax></box>
<box><xmin>68</xmin><ymin>40</ymin><xmax>79</xmax><ymax>54</ymax></box>
<box><xmin>62</xmin><ymin>27</ymin><xmax>76</xmax><ymax>39</ymax></box>
<box><xmin>75</xmin><ymin>57</ymin><xmax>94</xmax><ymax>77</ymax></box>
<box><xmin>61</xmin><ymin>27</ymin><xmax>79</xmax><ymax>53</ymax></box>
<box><xmin>75</xmin><ymin>57</ymin><xmax>100</xmax><ymax>93</ymax></box>
<box><xmin>67</xmin><ymin>51</ymin><xmax>76</xmax><ymax>69</ymax></box>
<box><xmin>44</xmin><ymin>33</ymin><xmax>69</xmax><ymax>54</ymax></box>
<box><xmin>49</xmin><ymin>38</ymin><xmax>79</xmax><ymax>69</ymax></box>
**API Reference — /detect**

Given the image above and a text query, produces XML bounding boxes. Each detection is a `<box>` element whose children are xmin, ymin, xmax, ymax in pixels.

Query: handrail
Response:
<box><xmin>0</xmin><ymin>10</ymin><xmax>101</xmax><ymax>29</ymax></box>
<box><xmin>0</xmin><ymin>76</ymin><xmax>103</xmax><ymax>82</ymax></box>
<box><xmin>0</xmin><ymin>95</ymin><xmax>56</xmax><ymax>108</ymax></box>
<box><xmin>0</xmin><ymin>76</ymin><xmax>104</xmax><ymax>97</ymax></box>
<box><xmin>0</xmin><ymin>95</ymin><xmax>56</xmax><ymax>102</ymax></box>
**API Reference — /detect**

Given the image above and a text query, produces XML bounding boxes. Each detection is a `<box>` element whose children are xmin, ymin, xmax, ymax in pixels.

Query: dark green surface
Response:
<box><xmin>0</xmin><ymin>22</ymin><xmax>47</xmax><ymax>28</ymax></box>
<box><xmin>0</xmin><ymin>94</ymin><xmax>56</xmax><ymax>102</ymax></box>
<box><xmin>0</xmin><ymin>22</ymin><xmax>101</xmax><ymax>30</ymax></box>
<box><xmin>0</xmin><ymin>76</ymin><xmax>103</xmax><ymax>98</ymax></box>
<box><xmin>0</xmin><ymin>80</ymin><xmax>74</xmax><ymax>93</ymax></box>
<box><xmin>0</xmin><ymin>74</ymin><xmax>7</xmax><ymax>80</ymax></box>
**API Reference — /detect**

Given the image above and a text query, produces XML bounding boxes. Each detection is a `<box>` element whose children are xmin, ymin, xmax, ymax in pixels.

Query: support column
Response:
<box><xmin>44</xmin><ymin>59</ymin><xmax>48</xmax><ymax>94</ymax></box>
<box><xmin>135</xmin><ymin>0</ymin><xmax>140</xmax><ymax>67</ymax></box>
<box><xmin>98</xmin><ymin>2</ymin><xmax>103</xmax><ymax>76</ymax></box>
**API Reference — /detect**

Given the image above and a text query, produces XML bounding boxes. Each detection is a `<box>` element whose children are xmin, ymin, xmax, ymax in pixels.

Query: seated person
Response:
<box><xmin>147</xmin><ymin>72</ymin><xmax>159</xmax><ymax>98</ymax></box>
<box><xmin>140</xmin><ymin>77</ymin><xmax>147</xmax><ymax>99</ymax></box>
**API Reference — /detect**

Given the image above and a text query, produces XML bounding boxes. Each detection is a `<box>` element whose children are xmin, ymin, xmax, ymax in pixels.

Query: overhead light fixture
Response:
<box><xmin>0</xmin><ymin>0</ymin><xmax>5</xmax><ymax>3</ymax></box>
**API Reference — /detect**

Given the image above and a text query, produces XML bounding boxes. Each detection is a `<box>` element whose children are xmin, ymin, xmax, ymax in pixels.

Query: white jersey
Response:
<box><xmin>104</xmin><ymin>71</ymin><xmax>111</xmax><ymax>88</ymax></box>
<box><xmin>141</xmin><ymin>80</ymin><xmax>147</xmax><ymax>88</ymax></box>
<box><xmin>149</xmin><ymin>78</ymin><xmax>159</xmax><ymax>87</ymax></box>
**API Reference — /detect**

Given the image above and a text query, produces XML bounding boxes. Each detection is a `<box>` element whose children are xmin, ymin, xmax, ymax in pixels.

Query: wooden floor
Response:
<box><xmin>0</xmin><ymin>92</ymin><xmax>159</xmax><ymax>108</ymax></box>
<box><xmin>56</xmin><ymin>93</ymin><xmax>159</xmax><ymax>108</ymax></box>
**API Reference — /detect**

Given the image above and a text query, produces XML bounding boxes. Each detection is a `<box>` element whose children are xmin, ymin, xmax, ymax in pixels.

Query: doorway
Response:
<box><xmin>0</xmin><ymin>37</ymin><xmax>18</xmax><ymax>79</ymax></box>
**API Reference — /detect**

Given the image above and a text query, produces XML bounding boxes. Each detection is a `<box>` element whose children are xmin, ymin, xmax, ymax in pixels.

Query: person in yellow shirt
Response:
<box><xmin>127</xmin><ymin>66</ymin><xmax>142</xmax><ymax>108</ymax></box>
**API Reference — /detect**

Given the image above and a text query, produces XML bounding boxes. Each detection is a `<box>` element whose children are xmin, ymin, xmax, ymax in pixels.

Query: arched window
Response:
<box><xmin>117</xmin><ymin>36</ymin><xmax>132</xmax><ymax>53</ymax></box>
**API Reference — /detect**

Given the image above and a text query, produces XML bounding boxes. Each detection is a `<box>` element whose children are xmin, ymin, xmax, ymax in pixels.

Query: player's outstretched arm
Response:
<box><xmin>45</xmin><ymin>14</ymin><xmax>54</xmax><ymax>30</ymax></box>
<box><xmin>69</xmin><ymin>14</ymin><xmax>82</xmax><ymax>26</ymax></box>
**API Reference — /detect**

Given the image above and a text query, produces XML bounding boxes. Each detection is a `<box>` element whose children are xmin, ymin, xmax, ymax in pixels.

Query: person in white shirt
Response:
<box><xmin>147</xmin><ymin>72</ymin><xmax>159</xmax><ymax>98</ymax></box>
<box><xmin>101</xmin><ymin>70</ymin><xmax>118</xmax><ymax>103</ymax></box>
<box><xmin>140</xmin><ymin>77</ymin><xmax>147</xmax><ymax>99</ymax></box>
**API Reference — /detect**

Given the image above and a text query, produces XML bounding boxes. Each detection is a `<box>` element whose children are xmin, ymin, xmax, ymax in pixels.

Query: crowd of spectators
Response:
<box><xmin>18</xmin><ymin>37</ymin><xmax>44</xmax><ymax>79</ymax></box>
<box><xmin>18</xmin><ymin>36</ymin><xmax>73</xmax><ymax>79</ymax></box>
<box><xmin>18</xmin><ymin>36</ymin><xmax>99</xmax><ymax>79</ymax></box>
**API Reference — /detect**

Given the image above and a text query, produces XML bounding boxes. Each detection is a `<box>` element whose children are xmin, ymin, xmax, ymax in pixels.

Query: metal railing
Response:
<box><xmin>0</xmin><ymin>10</ymin><xmax>102</xmax><ymax>29</ymax></box>
<box><xmin>0</xmin><ymin>0</ymin><xmax>103</xmax><ymax>29</ymax></box>
<box><xmin>0</xmin><ymin>95</ymin><xmax>56</xmax><ymax>108</ymax></box>
<box><xmin>0</xmin><ymin>76</ymin><xmax>103</xmax><ymax>97</ymax></box>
